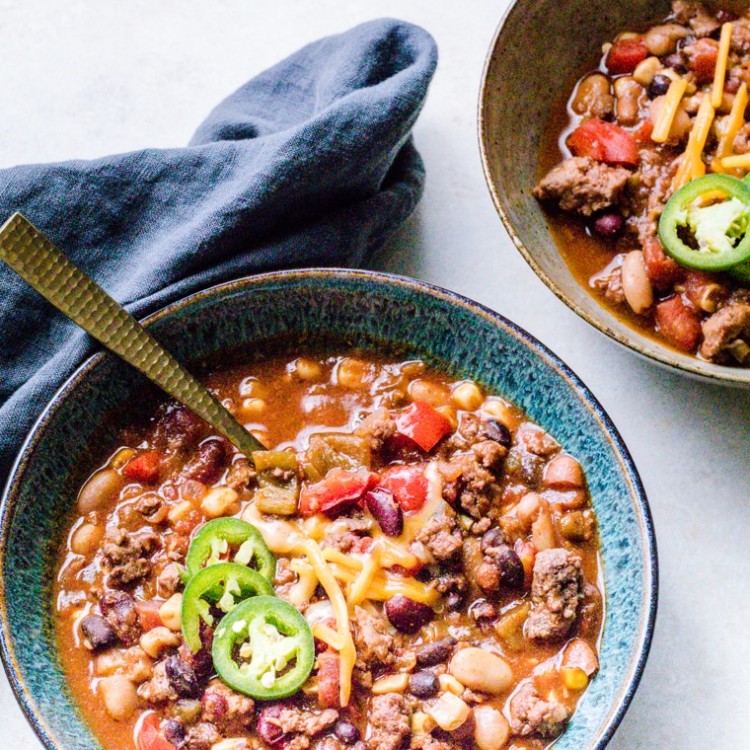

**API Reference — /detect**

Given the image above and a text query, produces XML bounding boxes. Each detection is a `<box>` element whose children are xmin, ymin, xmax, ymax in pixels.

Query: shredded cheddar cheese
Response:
<box><xmin>712</xmin><ymin>22</ymin><xmax>733</xmax><ymax>109</ymax></box>
<box><xmin>312</xmin><ymin>622</ymin><xmax>347</xmax><ymax>651</ymax></box>
<box><xmin>672</xmin><ymin>95</ymin><xmax>715</xmax><ymax>191</ymax></box>
<box><xmin>713</xmin><ymin>82</ymin><xmax>749</xmax><ymax>173</ymax></box>
<box><xmin>652</xmin><ymin>77</ymin><xmax>689</xmax><ymax>143</ymax></box>
<box><xmin>348</xmin><ymin>546</ymin><xmax>381</xmax><ymax>606</ymax></box>
<box><xmin>720</xmin><ymin>153</ymin><xmax>750</xmax><ymax>169</ymax></box>
<box><xmin>303</xmin><ymin>540</ymin><xmax>356</xmax><ymax>707</ymax></box>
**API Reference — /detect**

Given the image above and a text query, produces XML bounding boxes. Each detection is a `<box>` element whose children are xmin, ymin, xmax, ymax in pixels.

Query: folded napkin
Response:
<box><xmin>0</xmin><ymin>19</ymin><xmax>437</xmax><ymax>485</ymax></box>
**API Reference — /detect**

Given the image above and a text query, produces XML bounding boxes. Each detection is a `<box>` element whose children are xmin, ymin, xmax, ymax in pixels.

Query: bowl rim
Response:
<box><xmin>0</xmin><ymin>267</ymin><xmax>658</xmax><ymax>750</ymax></box>
<box><xmin>477</xmin><ymin>0</ymin><xmax>750</xmax><ymax>386</ymax></box>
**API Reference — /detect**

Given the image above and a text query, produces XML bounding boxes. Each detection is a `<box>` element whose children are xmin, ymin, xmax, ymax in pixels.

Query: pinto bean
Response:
<box><xmin>614</xmin><ymin>76</ymin><xmax>643</xmax><ymax>126</ymax></box>
<box><xmin>449</xmin><ymin>648</ymin><xmax>513</xmax><ymax>694</ymax></box>
<box><xmin>643</xmin><ymin>23</ymin><xmax>689</xmax><ymax>56</ymax></box>
<box><xmin>571</xmin><ymin>73</ymin><xmax>614</xmax><ymax>119</ymax></box>
<box><xmin>77</xmin><ymin>469</ymin><xmax>123</xmax><ymax>513</ymax></box>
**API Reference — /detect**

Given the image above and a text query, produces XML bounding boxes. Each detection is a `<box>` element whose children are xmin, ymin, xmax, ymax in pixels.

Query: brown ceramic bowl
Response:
<box><xmin>478</xmin><ymin>0</ymin><xmax>750</xmax><ymax>386</ymax></box>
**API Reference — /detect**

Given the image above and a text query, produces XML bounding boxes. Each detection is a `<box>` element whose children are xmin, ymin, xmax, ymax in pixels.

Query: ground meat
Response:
<box><xmin>699</xmin><ymin>303</ymin><xmax>750</xmax><ymax>361</ymax></box>
<box><xmin>471</xmin><ymin>440</ymin><xmax>506</xmax><ymax>472</ymax></box>
<box><xmin>731</xmin><ymin>17</ymin><xmax>750</xmax><ymax>54</ymax></box>
<box><xmin>416</xmin><ymin>513</ymin><xmax>463</xmax><ymax>561</ymax></box>
<box><xmin>630</xmin><ymin>146</ymin><xmax>680</xmax><ymax>241</ymax></box>
<box><xmin>435</xmin><ymin>574</ymin><xmax>469</xmax><ymax>610</ymax></box>
<box><xmin>533</xmin><ymin>157</ymin><xmax>630</xmax><ymax>217</ymax></box>
<box><xmin>101</xmin><ymin>529</ymin><xmax>159</xmax><ymax>588</ymax></box>
<box><xmin>271</xmin><ymin>705</ymin><xmax>339</xmax><ymax>750</ymax></box>
<box><xmin>157</xmin><ymin>562</ymin><xmax>183</xmax><ymax>597</ymax></box>
<box><xmin>525</xmin><ymin>548</ymin><xmax>583</xmax><ymax>641</ymax></box>
<box><xmin>322</xmin><ymin>518</ymin><xmax>373</xmax><ymax>554</ymax></box>
<box><xmin>448</xmin><ymin>414</ymin><xmax>511</xmax><ymax>453</ymax></box>
<box><xmin>591</xmin><ymin>261</ymin><xmax>626</xmax><ymax>305</ymax></box>
<box><xmin>671</xmin><ymin>0</ymin><xmax>720</xmax><ymax>36</ymax></box>
<box><xmin>734</xmin><ymin>123</ymin><xmax>750</xmax><ymax>155</ymax></box>
<box><xmin>225</xmin><ymin>458</ymin><xmax>257</xmax><ymax>490</ymax></box>
<box><xmin>138</xmin><ymin>660</ymin><xmax>178</xmax><ymax>704</ymax></box>
<box><xmin>201</xmin><ymin>679</ymin><xmax>255</xmax><ymax>728</ymax></box>
<box><xmin>98</xmin><ymin>590</ymin><xmax>142</xmax><ymax>645</ymax></box>
<box><xmin>509</xmin><ymin>681</ymin><xmax>570</xmax><ymax>738</ymax></box>
<box><xmin>368</xmin><ymin>694</ymin><xmax>411</xmax><ymax>750</ymax></box>
<box><xmin>352</xmin><ymin>606</ymin><xmax>395</xmax><ymax>666</ymax></box>
<box><xmin>135</xmin><ymin>492</ymin><xmax>164</xmax><ymax>520</ymax></box>
<box><xmin>410</xmin><ymin>737</ymin><xmax>455</xmax><ymax>750</ymax></box>
<box><xmin>439</xmin><ymin>452</ymin><xmax>502</xmax><ymax>520</ymax></box>
<box><xmin>355</xmin><ymin>407</ymin><xmax>397</xmax><ymax>451</ymax></box>
<box><xmin>183</xmin><ymin>722</ymin><xmax>222</xmax><ymax>750</ymax></box>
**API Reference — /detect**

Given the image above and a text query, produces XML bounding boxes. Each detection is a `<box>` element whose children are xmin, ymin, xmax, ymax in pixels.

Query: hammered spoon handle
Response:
<box><xmin>0</xmin><ymin>212</ymin><xmax>265</xmax><ymax>457</ymax></box>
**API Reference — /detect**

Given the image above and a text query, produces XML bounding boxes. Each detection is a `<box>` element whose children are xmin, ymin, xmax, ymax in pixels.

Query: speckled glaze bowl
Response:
<box><xmin>479</xmin><ymin>0</ymin><xmax>750</xmax><ymax>386</ymax></box>
<box><xmin>0</xmin><ymin>270</ymin><xmax>656</xmax><ymax>750</ymax></box>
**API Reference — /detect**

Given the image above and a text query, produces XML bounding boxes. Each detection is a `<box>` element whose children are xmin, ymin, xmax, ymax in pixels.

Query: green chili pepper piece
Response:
<box><xmin>182</xmin><ymin>562</ymin><xmax>273</xmax><ymax>652</ymax></box>
<box><xmin>185</xmin><ymin>518</ymin><xmax>276</xmax><ymax>583</ymax></box>
<box><xmin>658</xmin><ymin>174</ymin><xmax>750</xmax><ymax>271</ymax></box>
<box><xmin>212</xmin><ymin>595</ymin><xmax>314</xmax><ymax>700</ymax></box>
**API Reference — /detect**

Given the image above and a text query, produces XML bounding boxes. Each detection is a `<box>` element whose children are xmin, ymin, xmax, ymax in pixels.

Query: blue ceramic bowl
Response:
<box><xmin>0</xmin><ymin>269</ymin><xmax>656</xmax><ymax>750</ymax></box>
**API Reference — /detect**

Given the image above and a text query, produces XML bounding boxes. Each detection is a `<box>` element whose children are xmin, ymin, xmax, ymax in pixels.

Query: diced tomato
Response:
<box><xmin>567</xmin><ymin>119</ymin><xmax>640</xmax><ymax>168</ymax></box>
<box><xmin>605</xmin><ymin>38</ymin><xmax>648</xmax><ymax>75</ymax></box>
<box><xmin>317</xmin><ymin>650</ymin><xmax>340</xmax><ymax>708</ymax></box>
<box><xmin>136</xmin><ymin>712</ymin><xmax>176</xmax><ymax>750</ymax></box>
<box><xmin>135</xmin><ymin>599</ymin><xmax>164</xmax><ymax>631</ymax></box>
<box><xmin>684</xmin><ymin>269</ymin><xmax>725</xmax><ymax>310</ymax></box>
<box><xmin>380</xmin><ymin>466</ymin><xmax>428</xmax><ymax>514</ymax></box>
<box><xmin>123</xmin><ymin>450</ymin><xmax>162</xmax><ymax>484</ymax></box>
<box><xmin>514</xmin><ymin>539</ymin><xmax>537</xmax><ymax>589</ymax></box>
<box><xmin>634</xmin><ymin>119</ymin><xmax>654</xmax><ymax>144</ymax></box>
<box><xmin>686</xmin><ymin>38</ymin><xmax>719</xmax><ymax>84</ymax></box>
<box><xmin>655</xmin><ymin>295</ymin><xmax>703</xmax><ymax>352</ymax></box>
<box><xmin>642</xmin><ymin>237</ymin><xmax>681</xmax><ymax>291</ymax></box>
<box><xmin>395</xmin><ymin>401</ymin><xmax>453</xmax><ymax>452</ymax></box>
<box><xmin>299</xmin><ymin>468</ymin><xmax>378</xmax><ymax>518</ymax></box>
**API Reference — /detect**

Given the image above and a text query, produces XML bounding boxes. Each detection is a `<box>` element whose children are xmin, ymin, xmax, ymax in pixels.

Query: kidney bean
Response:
<box><xmin>165</xmin><ymin>655</ymin><xmax>200</xmax><ymax>698</ymax></box>
<box><xmin>592</xmin><ymin>212</ymin><xmax>624</xmax><ymax>238</ymax></box>
<box><xmin>334</xmin><ymin>719</ymin><xmax>361</xmax><ymax>744</ymax></box>
<box><xmin>257</xmin><ymin>705</ymin><xmax>287</xmax><ymax>745</ymax></box>
<box><xmin>409</xmin><ymin>670</ymin><xmax>439</xmax><ymax>698</ymax></box>
<box><xmin>81</xmin><ymin>615</ymin><xmax>118</xmax><ymax>651</ymax></box>
<box><xmin>365</xmin><ymin>487</ymin><xmax>403</xmax><ymax>536</ymax></box>
<box><xmin>201</xmin><ymin>690</ymin><xmax>228</xmax><ymax>721</ymax></box>
<box><xmin>495</xmin><ymin>547</ymin><xmax>525</xmax><ymax>589</ymax></box>
<box><xmin>182</xmin><ymin>439</ymin><xmax>227</xmax><ymax>484</ymax></box>
<box><xmin>416</xmin><ymin>637</ymin><xmax>456</xmax><ymax>667</ymax></box>
<box><xmin>385</xmin><ymin>595</ymin><xmax>434</xmax><ymax>634</ymax></box>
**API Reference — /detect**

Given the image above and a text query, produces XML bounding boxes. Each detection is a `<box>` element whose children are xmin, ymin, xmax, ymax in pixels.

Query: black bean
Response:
<box><xmin>384</xmin><ymin>595</ymin><xmax>434</xmax><ymax>634</ymax></box>
<box><xmin>408</xmin><ymin>670</ymin><xmax>439</xmax><ymax>698</ymax></box>
<box><xmin>163</xmin><ymin>719</ymin><xmax>185</xmax><ymax>745</ymax></box>
<box><xmin>481</xmin><ymin>419</ymin><xmax>512</xmax><ymax>447</ymax></box>
<box><xmin>165</xmin><ymin>655</ymin><xmax>200</xmax><ymax>698</ymax></box>
<box><xmin>648</xmin><ymin>74</ymin><xmax>672</xmax><ymax>99</ymax></box>
<box><xmin>592</xmin><ymin>212</ymin><xmax>624</xmax><ymax>238</ymax></box>
<box><xmin>80</xmin><ymin>615</ymin><xmax>118</xmax><ymax>651</ymax></box>
<box><xmin>495</xmin><ymin>547</ymin><xmax>525</xmax><ymax>589</ymax></box>
<box><xmin>365</xmin><ymin>487</ymin><xmax>403</xmax><ymax>536</ymax></box>
<box><xmin>334</xmin><ymin>719</ymin><xmax>361</xmax><ymax>744</ymax></box>
<box><xmin>416</xmin><ymin>637</ymin><xmax>456</xmax><ymax>667</ymax></box>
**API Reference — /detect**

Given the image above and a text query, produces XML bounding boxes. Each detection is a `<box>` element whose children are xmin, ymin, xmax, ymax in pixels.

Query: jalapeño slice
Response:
<box><xmin>658</xmin><ymin>174</ymin><xmax>750</xmax><ymax>271</ymax></box>
<box><xmin>181</xmin><ymin>562</ymin><xmax>273</xmax><ymax>652</ymax></box>
<box><xmin>185</xmin><ymin>518</ymin><xmax>276</xmax><ymax>583</ymax></box>
<box><xmin>212</xmin><ymin>595</ymin><xmax>314</xmax><ymax>700</ymax></box>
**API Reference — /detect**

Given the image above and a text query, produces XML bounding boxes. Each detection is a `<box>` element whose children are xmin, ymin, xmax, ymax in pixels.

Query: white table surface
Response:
<box><xmin>2</xmin><ymin>1</ymin><xmax>749</xmax><ymax>747</ymax></box>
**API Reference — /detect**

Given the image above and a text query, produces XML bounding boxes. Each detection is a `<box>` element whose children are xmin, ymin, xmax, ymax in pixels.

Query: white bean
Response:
<box><xmin>159</xmin><ymin>593</ymin><xmax>183</xmax><ymax>632</ymax></box>
<box><xmin>449</xmin><ymin>648</ymin><xmax>514</xmax><ymax>695</ymax></box>
<box><xmin>201</xmin><ymin>487</ymin><xmax>239</xmax><ymax>518</ymax></box>
<box><xmin>140</xmin><ymin>626</ymin><xmax>181</xmax><ymax>659</ymax></box>
<box><xmin>621</xmin><ymin>251</ymin><xmax>654</xmax><ymax>315</ymax></box>
<box><xmin>99</xmin><ymin>674</ymin><xmax>138</xmax><ymax>721</ymax></box>
<box><xmin>473</xmin><ymin>705</ymin><xmax>510</xmax><ymax>750</ymax></box>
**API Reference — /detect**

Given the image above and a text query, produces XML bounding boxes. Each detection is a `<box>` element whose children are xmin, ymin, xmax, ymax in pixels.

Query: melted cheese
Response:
<box><xmin>712</xmin><ymin>22</ymin><xmax>733</xmax><ymax>109</ymax></box>
<box><xmin>348</xmin><ymin>546</ymin><xmax>381</xmax><ymax>606</ymax></box>
<box><xmin>672</xmin><ymin>95</ymin><xmax>715</xmax><ymax>191</ymax></box>
<box><xmin>652</xmin><ymin>77</ymin><xmax>689</xmax><ymax>143</ymax></box>
<box><xmin>303</xmin><ymin>540</ymin><xmax>356</xmax><ymax>707</ymax></box>
<box><xmin>713</xmin><ymin>82</ymin><xmax>749</xmax><ymax>172</ymax></box>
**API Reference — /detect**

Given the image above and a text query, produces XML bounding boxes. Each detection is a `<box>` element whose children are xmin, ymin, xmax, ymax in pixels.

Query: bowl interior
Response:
<box><xmin>479</xmin><ymin>0</ymin><xmax>750</xmax><ymax>385</ymax></box>
<box><xmin>0</xmin><ymin>270</ymin><xmax>655</xmax><ymax>750</ymax></box>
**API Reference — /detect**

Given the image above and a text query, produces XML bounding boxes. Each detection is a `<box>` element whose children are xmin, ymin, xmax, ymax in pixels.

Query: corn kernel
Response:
<box><xmin>140</xmin><ymin>627</ymin><xmax>181</xmax><ymax>658</ymax></box>
<box><xmin>159</xmin><ymin>594</ymin><xmax>183</xmax><ymax>632</ymax></box>
<box><xmin>238</xmin><ymin>398</ymin><xmax>267</xmax><ymax>420</ymax></box>
<box><xmin>561</xmin><ymin>666</ymin><xmax>589</xmax><ymax>690</ymax></box>
<box><xmin>451</xmin><ymin>381</ymin><xmax>484</xmax><ymax>411</ymax></box>
<box><xmin>201</xmin><ymin>487</ymin><xmax>239</xmax><ymax>519</ymax></box>
<box><xmin>372</xmin><ymin>672</ymin><xmax>409</xmax><ymax>694</ymax></box>
<box><xmin>336</xmin><ymin>357</ymin><xmax>368</xmax><ymax>389</ymax></box>
<box><xmin>435</xmin><ymin>405</ymin><xmax>458</xmax><ymax>429</ymax></box>
<box><xmin>291</xmin><ymin>357</ymin><xmax>322</xmax><ymax>381</ymax></box>
<box><xmin>238</xmin><ymin>377</ymin><xmax>266</xmax><ymax>399</ymax></box>
<box><xmin>411</xmin><ymin>711</ymin><xmax>436</xmax><ymax>735</ymax></box>
<box><xmin>633</xmin><ymin>56</ymin><xmax>661</xmax><ymax>86</ymax></box>
<box><xmin>408</xmin><ymin>379</ymin><xmax>450</xmax><ymax>408</ymax></box>
<box><xmin>428</xmin><ymin>692</ymin><xmax>470</xmax><ymax>731</ymax></box>
<box><xmin>481</xmin><ymin>398</ymin><xmax>515</xmax><ymax>427</ymax></box>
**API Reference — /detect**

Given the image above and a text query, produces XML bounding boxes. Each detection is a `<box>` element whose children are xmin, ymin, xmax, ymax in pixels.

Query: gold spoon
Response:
<box><xmin>0</xmin><ymin>212</ymin><xmax>265</xmax><ymax>458</ymax></box>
